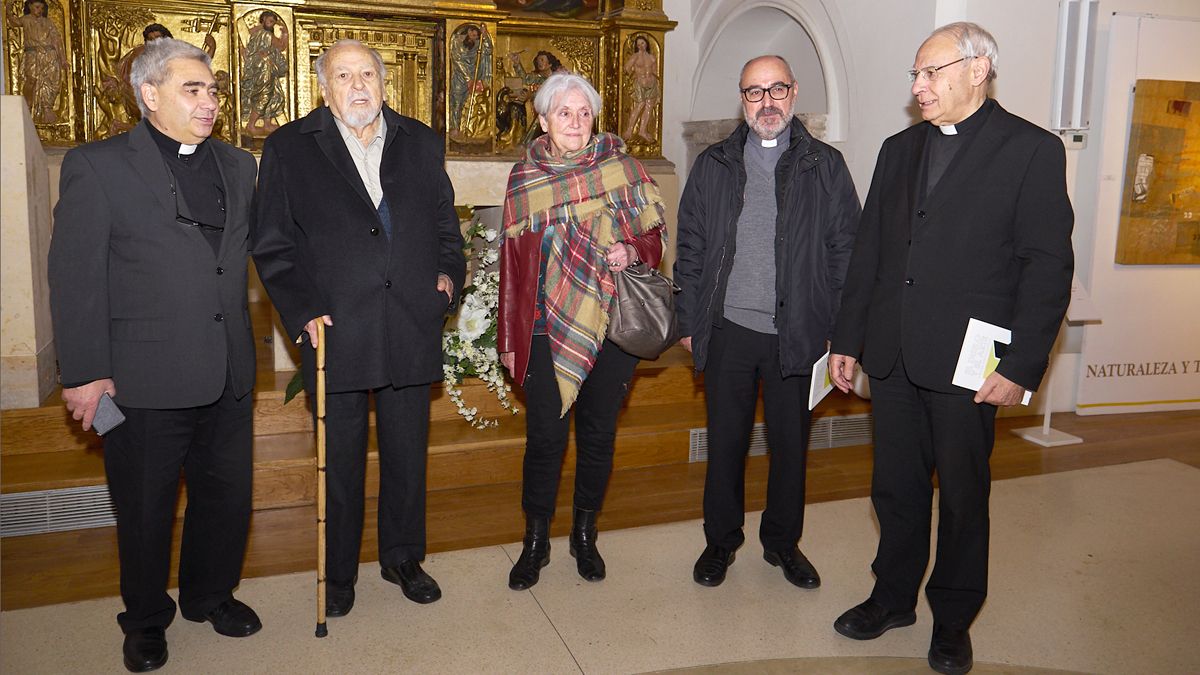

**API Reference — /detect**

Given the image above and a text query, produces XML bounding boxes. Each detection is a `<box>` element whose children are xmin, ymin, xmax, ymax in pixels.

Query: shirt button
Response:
<box><xmin>384</xmin><ymin>280</ymin><xmax>392</xmax><ymax>289</ymax></box>
<box><xmin>917</xmin><ymin>210</ymin><xmax>926</xmax><ymax>218</ymax></box>
<box><xmin>214</xmin><ymin>313</ymin><xmax>224</xmax><ymax>322</ymax></box>
<box><xmin>216</xmin><ymin>266</ymin><xmax>224</xmax><ymax>275</ymax></box>
<box><xmin>370</xmin><ymin>227</ymin><xmax>380</xmax><ymax>236</ymax></box>
<box><xmin>905</xmin><ymin>278</ymin><xmax>914</xmax><ymax>286</ymax></box>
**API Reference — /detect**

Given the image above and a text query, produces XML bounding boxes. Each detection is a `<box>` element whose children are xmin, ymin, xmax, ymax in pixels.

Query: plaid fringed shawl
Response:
<box><xmin>502</xmin><ymin>132</ymin><xmax>666</xmax><ymax>416</ymax></box>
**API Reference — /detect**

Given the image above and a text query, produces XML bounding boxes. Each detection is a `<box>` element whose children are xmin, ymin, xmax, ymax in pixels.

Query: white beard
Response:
<box><xmin>341</xmin><ymin>100</ymin><xmax>381</xmax><ymax>129</ymax></box>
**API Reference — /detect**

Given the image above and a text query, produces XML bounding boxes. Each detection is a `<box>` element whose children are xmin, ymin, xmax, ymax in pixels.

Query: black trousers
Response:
<box><xmin>867</xmin><ymin>353</ymin><xmax>996</xmax><ymax>629</ymax></box>
<box><xmin>702</xmin><ymin>321</ymin><xmax>813</xmax><ymax>552</ymax></box>
<box><xmin>104</xmin><ymin>375</ymin><xmax>253</xmax><ymax>633</ymax></box>
<box><xmin>520</xmin><ymin>335</ymin><xmax>639</xmax><ymax>519</ymax></box>
<box><xmin>323</xmin><ymin>383</ymin><xmax>431</xmax><ymax>584</ymax></box>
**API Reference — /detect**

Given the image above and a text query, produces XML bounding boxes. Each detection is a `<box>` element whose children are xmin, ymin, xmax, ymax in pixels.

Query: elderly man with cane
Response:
<box><xmin>252</xmin><ymin>39</ymin><xmax>465</xmax><ymax>617</ymax></box>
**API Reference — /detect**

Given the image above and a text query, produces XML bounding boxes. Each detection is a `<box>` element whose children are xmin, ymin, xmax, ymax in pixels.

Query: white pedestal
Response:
<box><xmin>1012</xmin><ymin>424</ymin><xmax>1083</xmax><ymax>447</ymax></box>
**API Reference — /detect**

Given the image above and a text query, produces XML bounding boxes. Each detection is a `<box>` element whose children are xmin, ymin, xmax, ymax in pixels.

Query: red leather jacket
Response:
<box><xmin>498</xmin><ymin>227</ymin><xmax>663</xmax><ymax>385</ymax></box>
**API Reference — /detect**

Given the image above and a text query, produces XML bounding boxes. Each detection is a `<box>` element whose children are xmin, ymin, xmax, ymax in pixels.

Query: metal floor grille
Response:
<box><xmin>689</xmin><ymin>413</ymin><xmax>873</xmax><ymax>462</ymax></box>
<box><xmin>1</xmin><ymin>485</ymin><xmax>117</xmax><ymax>538</ymax></box>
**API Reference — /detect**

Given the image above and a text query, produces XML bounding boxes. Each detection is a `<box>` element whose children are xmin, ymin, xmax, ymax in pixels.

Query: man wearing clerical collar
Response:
<box><xmin>674</xmin><ymin>55</ymin><xmax>861</xmax><ymax>593</ymax></box>
<box><xmin>49</xmin><ymin>38</ymin><xmax>262</xmax><ymax>672</ymax></box>
<box><xmin>252</xmin><ymin>40</ymin><xmax>465</xmax><ymax>619</ymax></box>
<box><xmin>829</xmin><ymin>23</ymin><xmax>1074</xmax><ymax>675</ymax></box>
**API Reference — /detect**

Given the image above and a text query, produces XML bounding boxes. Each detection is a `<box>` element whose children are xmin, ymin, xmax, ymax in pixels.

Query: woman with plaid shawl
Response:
<box><xmin>498</xmin><ymin>72</ymin><xmax>666</xmax><ymax>590</ymax></box>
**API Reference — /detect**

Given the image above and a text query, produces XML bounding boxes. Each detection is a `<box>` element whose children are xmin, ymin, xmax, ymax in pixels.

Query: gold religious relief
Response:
<box><xmin>6</xmin><ymin>0</ymin><xmax>674</xmax><ymax>152</ymax></box>
<box><xmin>447</xmin><ymin>22</ymin><xmax>493</xmax><ymax>152</ymax></box>
<box><xmin>81</xmin><ymin>3</ymin><xmax>227</xmax><ymax>141</ymax></box>
<box><xmin>296</xmin><ymin>16</ymin><xmax>436</xmax><ymax>129</ymax></box>
<box><xmin>493</xmin><ymin>0</ymin><xmax>600</xmax><ymax>20</ymax></box>
<box><xmin>236</xmin><ymin>7</ymin><xmax>289</xmax><ymax>140</ymax></box>
<box><xmin>6</xmin><ymin>0</ymin><xmax>72</xmax><ymax>142</ymax></box>
<box><xmin>492</xmin><ymin>31</ymin><xmax>597</xmax><ymax>154</ymax></box>
<box><xmin>621</xmin><ymin>32</ymin><xmax>660</xmax><ymax>148</ymax></box>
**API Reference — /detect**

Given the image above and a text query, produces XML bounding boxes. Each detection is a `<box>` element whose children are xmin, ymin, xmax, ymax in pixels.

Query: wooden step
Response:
<box><xmin>0</xmin><ymin>346</ymin><xmax>702</xmax><ymax>456</ymax></box>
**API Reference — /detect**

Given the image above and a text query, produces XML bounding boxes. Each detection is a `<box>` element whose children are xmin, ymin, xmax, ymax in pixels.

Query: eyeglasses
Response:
<box><xmin>907</xmin><ymin>56</ymin><xmax>972</xmax><ymax>83</ymax></box>
<box><xmin>740</xmin><ymin>82</ymin><xmax>793</xmax><ymax>103</ymax></box>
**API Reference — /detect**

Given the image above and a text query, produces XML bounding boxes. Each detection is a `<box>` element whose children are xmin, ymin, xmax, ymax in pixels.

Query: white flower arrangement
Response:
<box><xmin>442</xmin><ymin>213</ymin><xmax>519</xmax><ymax>429</ymax></box>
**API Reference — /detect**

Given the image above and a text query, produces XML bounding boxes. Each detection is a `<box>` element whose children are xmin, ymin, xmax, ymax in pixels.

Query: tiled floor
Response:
<box><xmin>3</xmin><ymin>459</ymin><xmax>1198</xmax><ymax>674</ymax></box>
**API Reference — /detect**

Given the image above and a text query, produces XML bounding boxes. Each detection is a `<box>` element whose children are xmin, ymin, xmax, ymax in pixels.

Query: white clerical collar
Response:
<box><xmin>760</xmin><ymin>136</ymin><xmax>778</xmax><ymax>148</ymax></box>
<box><xmin>178</xmin><ymin>143</ymin><xmax>198</xmax><ymax>155</ymax></box>
<box><xmin>938</xmin><ymin>124</ymin><xmax>958</xmax><ymax>136</ymax></box>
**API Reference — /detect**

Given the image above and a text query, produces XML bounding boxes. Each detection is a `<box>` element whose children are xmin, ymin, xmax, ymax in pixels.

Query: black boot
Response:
<box><xmin>508</xmin><ymin>515</ymin><xmax>551</xmax><ymax>590</ymax></box>
<box><xmin>569</xmin><ymin>507</ymin><xmax>606</xmax><ymax>581</ymax></box>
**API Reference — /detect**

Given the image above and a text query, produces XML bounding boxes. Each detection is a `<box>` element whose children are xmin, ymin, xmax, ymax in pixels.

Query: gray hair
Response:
<box><xmin>130</xmin><ymin>38</ymin><xmax>211</xmax><ymax>116</ymax></box>
<box><xmin>739</xmin><ymin>55</ymin><xmax>796</xmax><ymax>84</ymax></box>
<box><xmin>533</xmin><ymin>72</ymin><xmax>602</xmax><ymax>119</ymax></box>
<box><xmin>930</xmin><ymin>21</ymin><xmax>999</xmax><ymax>81</ymax></box>
<box><xmin>315</xmin><ymin>39</ymin><xmax>387</xmax><ymax>91</ymax></box>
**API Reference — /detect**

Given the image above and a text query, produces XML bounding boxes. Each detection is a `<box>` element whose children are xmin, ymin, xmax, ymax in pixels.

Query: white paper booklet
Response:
<box><xmin>808</xmin><ymin>350</ymin><xmax>834</xmax><ymax>411</ymax></box>
<box><xmin>951</xmin><ymin>318</ymin><xmax>1032</xmax><ymax>405</ymax></box>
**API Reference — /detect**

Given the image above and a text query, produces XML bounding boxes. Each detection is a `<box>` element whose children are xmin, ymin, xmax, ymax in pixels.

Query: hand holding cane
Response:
<box><xmin>315</xmin><ymin>321</ymin><xmax>328</xmax><ymax>638</ymax></box>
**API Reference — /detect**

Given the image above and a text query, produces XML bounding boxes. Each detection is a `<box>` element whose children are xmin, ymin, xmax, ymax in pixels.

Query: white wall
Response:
<box><xmin>690</xmin><ymin>6</ymin><xmax>827</xmax><ymax>121</ymax></box>
<box><xmin>660</xmin><ymin>0</ymin><xmax>1200</xmax><ymax>413</ymax></box>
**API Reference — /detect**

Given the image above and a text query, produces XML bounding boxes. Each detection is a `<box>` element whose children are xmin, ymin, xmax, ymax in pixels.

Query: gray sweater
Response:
<box><xmin>723</xmin><ymin>126</ymin><xmax>789</xmax><ymax>334</ymax></box>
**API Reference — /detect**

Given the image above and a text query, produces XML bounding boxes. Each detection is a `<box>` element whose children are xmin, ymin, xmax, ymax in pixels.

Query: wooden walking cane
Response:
<box><xmin>315</xmin><ymin>321</ymin><xmax>328</xmax><ymax>638</ymax></box>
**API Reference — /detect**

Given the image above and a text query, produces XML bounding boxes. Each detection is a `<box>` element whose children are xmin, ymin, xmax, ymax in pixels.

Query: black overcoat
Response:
<box><xmin>252</xmin><ymin>105</ymin><xmax>466</xmax><ymax>392</ymax></box>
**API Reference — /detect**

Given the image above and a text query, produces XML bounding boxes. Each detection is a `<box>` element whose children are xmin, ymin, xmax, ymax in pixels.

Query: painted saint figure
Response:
<box><xmin>107</xmin><ymin>24</ymin><xmax>216</xmax><ymax>136</ymax></box>
<box><xmin>622</xmin><ymin>35</ymin><xmax>660</xmax><ymax>144</ymax></box>
<box><xmin>449</xmin><ymin>24</ymin><xmax>492</xmax><ymax>139</ymax></box>
<box><xmin>507</xmin><ymin>50</ymin><xmax>564</xmax><ymax>144</ymax></box>
<box><xmin>240</xmin><ymin>10</ymin><xmax>288</xmax><ymax>136</ymax></box>
<box><xmin>14</xmin><ymin>0</ymin><xmax>66</xmax><ymax>124</ymax></box>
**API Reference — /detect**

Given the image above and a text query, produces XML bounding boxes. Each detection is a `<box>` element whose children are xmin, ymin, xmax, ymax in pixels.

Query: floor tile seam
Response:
<box><xmin>498</xmin><ymin>543</ymin><xmax>586</xmax><ymax>674</ymax></box>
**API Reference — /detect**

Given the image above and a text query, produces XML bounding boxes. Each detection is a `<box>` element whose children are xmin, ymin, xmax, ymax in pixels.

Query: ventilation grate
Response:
<box><xmin>1</xmin><ymin>485</ymin><xmax>117</xmax><ymax>538</ymax></box>
<box><xmin>689</xmin><ymin>413</ymin><xmax>873</xmax><ymax>462</ymax></box>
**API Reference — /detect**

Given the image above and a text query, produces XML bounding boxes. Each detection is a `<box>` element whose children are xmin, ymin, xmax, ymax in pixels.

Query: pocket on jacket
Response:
<box><xmin>111</xmin><ymin>318</ymin><xmax>170</xmax><ymax>342</ymax></box>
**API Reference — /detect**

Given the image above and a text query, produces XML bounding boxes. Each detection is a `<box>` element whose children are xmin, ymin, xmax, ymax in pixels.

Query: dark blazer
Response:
<box><xmin>48</xmin><ymin>121</ymin><xmax>258</xmax><ymax>409</ymax></box>
<box><xmin>831</xmin><ymin>101</ymin><xmax>1074</xmax><ymax>393</ymax></box>
<box><xmin>675</xmin><ymin>117</ymin><xmax>861</xmax><ymax>377</ymax></box>
<box><xmin>252</xmin><ymin>105</ymin><xmax>466</xmax><ymax>392</ymax></box>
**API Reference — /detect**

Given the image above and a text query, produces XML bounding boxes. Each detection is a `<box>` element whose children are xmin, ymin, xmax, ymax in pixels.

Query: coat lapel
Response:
<box><xmin>125</xmin><ymin>123</ymin><xmax>174</xmax><ymax>216</ymax></box>
<box><xmin>211</xmin><ymin>142</ymin><xmax>239</xmax><ymax>265</ymax></box>
<box><xmin>922</xmin><ymin>104</ymin><xmax>1012</xmax><ymax>216</ymax></box>
<box><xmin>310</xmin><ymin>107</ymin><xmax>376</xmax><ymax>212</ymax></box>
<box><xmin>904</xmin><ymin>129</ymin><xmax>925</xmax><ymax>233</ymax></box>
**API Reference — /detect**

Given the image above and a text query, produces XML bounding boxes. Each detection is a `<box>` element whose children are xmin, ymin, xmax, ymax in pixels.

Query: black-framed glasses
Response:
<box><xmin>740</xmin><ymin>82</ymin><xmax>793</xmax><ymax>102</ymax></box>
<box><xmin>907</xmin><ymin>56</ymin><xmax>972</xmax><ymax>83</ymax></box>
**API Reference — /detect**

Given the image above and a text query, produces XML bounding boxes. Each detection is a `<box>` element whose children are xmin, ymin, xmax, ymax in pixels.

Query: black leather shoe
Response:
<box><xmin>382</xmin><ymin>560</ymin><xmax>442</xmax><ymax>604</ymax></box>
<box><xmin>122</xmin><ymin>627</ymin><xmax>167</xmax><ymax>672</ymax></box>
<box><xmin>326</xmin><ymin>581</ymin><xmax>355</xmax><ymax>617</ymax></box>
<box><xmin>763</xmin><ymin>547</ymin><xmax>821</xmax><ymax>589</ymax></box>
<box><xmin>692</xmin><ymin>544</ymin><xmax>736</xmax><ymax>587</ymax></box>
<box><xmin>184</xmin><ymin>598</ymin><xmax>262</xmax><ymax>638</ymax></box>
<box><xmin>509</xmin><ymin>516</ymin><xmax>551</xmax><ymax>590</ymax></box>
<box><xmin>928</xmin><ymin>624</ymin><xmax>973</xmax><ymax>675</ymax></box>
<box><xmin>569</xmin><ymin>507</ymin><xmax>606</xmax><ymax>582</ymax></box>
<box><xmin>834</xmin><ymin>598</ymin><xmax>917</xmax><ymax>640</ymax></box>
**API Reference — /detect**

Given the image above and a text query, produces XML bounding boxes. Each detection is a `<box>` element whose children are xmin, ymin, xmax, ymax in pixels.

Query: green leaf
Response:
<box><xmin>283</xmin><ymin>370</ymin><xmax>304</xmax><ymax>404</ymax></box>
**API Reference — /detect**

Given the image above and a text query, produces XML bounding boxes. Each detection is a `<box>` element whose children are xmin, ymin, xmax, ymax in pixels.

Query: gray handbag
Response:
<box><xmin>607</xmin><ymin>262</ymin><xmax>680</xmax><ymax>360</ymax></box>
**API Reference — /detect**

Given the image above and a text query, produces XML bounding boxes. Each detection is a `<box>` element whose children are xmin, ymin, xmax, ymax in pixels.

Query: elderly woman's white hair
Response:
<box><xmin>931</xmin><ymin>21</ymin><xmax>999</xmax><ymax>81</ymax></box>
<box><xmin>130</xmin><ymin>38</ymin><xmax>212</xmax><ymax>116</ymax></box>
<box><xmin>533</xmin><ymin>72</ymin><xmax>602</xmax><ymax>119</ymax></box>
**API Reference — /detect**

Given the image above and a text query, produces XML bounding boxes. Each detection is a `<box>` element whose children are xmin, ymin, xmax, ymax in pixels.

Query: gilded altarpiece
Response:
<box><xmin>3</xmin><ymin>0</ymin><xmax>674</xmax><ymax>158</ymax></box>
<box><xmin>5</xmin><ymin>0</ymin><xmax>76</xmax><ymax>143</ymax></box>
